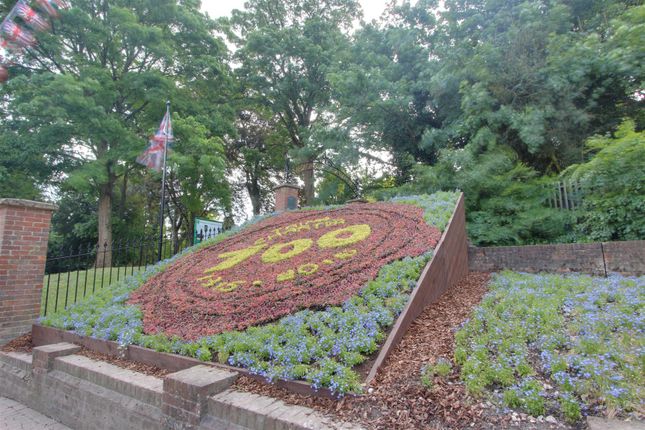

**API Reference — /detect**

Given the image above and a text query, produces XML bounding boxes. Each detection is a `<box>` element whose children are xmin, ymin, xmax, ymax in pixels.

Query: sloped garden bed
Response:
<box><xmin>39</xmin><ymin>191</ymin><xmax>462</xmax><ymax>396</ymax></box>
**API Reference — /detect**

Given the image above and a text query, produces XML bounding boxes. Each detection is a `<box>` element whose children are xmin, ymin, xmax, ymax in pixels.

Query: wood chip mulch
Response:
<box><xmin>1</xmin><ymin>333</ymin><xmax>33</xmax><ymax>353</ymax></box>
<box><xmin>233</xmin><ymin>272</ymin><xmax>502</xmax><ymax>429</ymax></box>
<box><xmin>76</xmin><ymin>348</ymin><xmax>171</xmax><ymax>378</ymax></box>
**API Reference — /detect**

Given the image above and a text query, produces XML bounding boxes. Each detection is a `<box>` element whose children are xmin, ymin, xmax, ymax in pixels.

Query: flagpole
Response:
<box><xmin>157</xmin><ymin>100</ymin><xmax>170</xmax><ymax>262</ymax></box>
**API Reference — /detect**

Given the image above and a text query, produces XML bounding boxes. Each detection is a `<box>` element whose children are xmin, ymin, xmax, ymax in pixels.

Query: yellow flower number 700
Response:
<box><xmin>204</xmin><ymin>243</ymin><xmax>267</xmax><ymax>273</ymax></box>
<box><xmin>203</xmin><ymin>223</ymin><xmax>371</xmax><ymax>275</ymax></box>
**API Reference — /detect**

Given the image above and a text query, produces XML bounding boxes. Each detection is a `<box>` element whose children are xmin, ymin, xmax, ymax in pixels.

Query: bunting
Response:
<box><xmin>2</xmin><ymin>21</ymin><xmax>36</xmax><ymax>48</ymax></box>
<box><xmin>16</xmin><ymin>1</ymin><xmax>50</xmax><ymax>32</ymax></box>
<box><xmin>0</xmin><ymin>0</ymin><xmax>69</xmax><ymax>84</ymax></box>
<box><xmin>35</xmin><ymin>0</ymin><xmax>69</xmax><ymax>18</ymax></box>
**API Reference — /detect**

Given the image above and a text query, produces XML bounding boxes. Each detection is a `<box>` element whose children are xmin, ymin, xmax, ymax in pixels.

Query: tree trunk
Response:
<box><xmin>119</xmin><ymin>168</ymin><xmax>128</xmax><ymax>218</ymax></box>
<box><xmin>171</xmin><ymin>218</ymin><xmax>181</xmax><ymax>254</ymax></box>
<box><xmin>186</xmin><ymin>215</ymin><xmax>195</xmax><ymax>246</ymax></box>
<box><xmin>247</xmin><ymin>176</ymin><xmax>262</xmax><ymax>216</ymax></box>
<box><xmin>301</xmin><ymin>160</ymin><xmax>315</xmax><ymax>205</ymax></box>
<box><xmin>97</xmin><ymin>181</ymin><xmax>113</xmax><ymax>268</ymax></box>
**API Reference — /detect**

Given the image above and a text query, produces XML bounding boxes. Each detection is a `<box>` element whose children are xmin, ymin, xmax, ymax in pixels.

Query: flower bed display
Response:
<box><xmin>130</xmin><ymin>202</ymin><xmax>441</xmax><ymax>339</ymax></box>
<box><xmin>40</xmin><ymin>192</ymin><xmax>460</xmax><ymax>395</ymax></box>
<box><xmin>455</xmin><ymin>271</ymin><xmax>644</xmax><ymax>423</ymax></box>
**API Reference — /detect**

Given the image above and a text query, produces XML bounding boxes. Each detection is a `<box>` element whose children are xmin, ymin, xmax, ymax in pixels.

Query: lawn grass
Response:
<box><xmin>453</xmin><ymin>271</ymin><xmax>644</xmax><ymax>423</ymax></box>
<box><xmin>41</xmin><ymin>266</ymin><xmax>143</xmax><ymax>316</ymax></box>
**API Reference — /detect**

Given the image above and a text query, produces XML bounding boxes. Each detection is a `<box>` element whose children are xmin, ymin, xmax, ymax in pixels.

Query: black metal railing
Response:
<box><xmin>42</xmin><ymin>228</ymin><xmax>223</xmax><ymax>316</ymax></box>
<box><xmin>545</xmin><ymin>180</ymin><xmax>583</xmax><ymax>210</ymax></box>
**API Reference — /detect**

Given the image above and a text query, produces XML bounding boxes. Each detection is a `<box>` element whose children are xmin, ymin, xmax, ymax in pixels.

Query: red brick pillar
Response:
<box><xmin>0</xmin><ymin>199</ymin><xmax>56</xmax><ymax>345</ymax></box>
<box><xmin>273</xmin><ymin>184</ymin><xmax>300</xmax><ymax>212</ymax></box>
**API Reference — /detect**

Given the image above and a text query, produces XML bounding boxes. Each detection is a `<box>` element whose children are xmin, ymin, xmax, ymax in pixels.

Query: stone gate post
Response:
<box><xmin>273</xmin><ymin>184</ymin><xmax>300</xmax><ymax>212</ymax></box>
<box><xmin>0</xmin><ymin>199</ymin><xmax>56</xmax><ymax>345</ymax></box>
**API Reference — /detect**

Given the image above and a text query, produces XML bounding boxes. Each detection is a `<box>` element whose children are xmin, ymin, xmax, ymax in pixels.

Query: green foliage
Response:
<box><xmin>455</xmin><ymin>271</ymin><xmax>645</xmax><ymax>422</ymax></box>
<box><xmin>342</xmin><ymin>0</ymin><xmax>644</xmax><ymax>245</ymax></box>
<box><xmin>564</xmin><ymin>120</ymin><xmax>645</xmax><ymax>241</ymax></box>
<box><xmin>222</xmin><ymin>0</ymin><xmax>361</xmax><ymax>203</ymax></box>
<box><xmin>226</xmin><ymin>110</ymin><xmax>288</xmax><ymax>216</ymax></box>
<box><xmin>315</xmin><ymin>172</ymin><xmax>356</xmax><ymax>206</ymax></box>
<box><xmin>0</xmin><ymin>0</ymin><xmax>234</xmax><ymax>248</ymax></box>
<box><xmin>421</xmin><ymin>357</ymin><xmax>452</xmax><ymax>389</ymax></box>
<box><xmin>371</xmin><ymin>147</ymin><xmax>577</xmax><ymax>245</ymax></box>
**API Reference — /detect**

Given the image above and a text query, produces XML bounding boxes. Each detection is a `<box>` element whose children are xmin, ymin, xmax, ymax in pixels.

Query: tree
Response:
<box><xmin>0</xmin><ymin>0</ymin><xmax>233</xmax><ymax>265</ymax></box>
<box><xmin>331</xmin><ymin>0</ymin><xmax>443</xmax><ymax>183</ymax></box>
<box><xmin>165</xmin><ymin>114</ymin><xmax>231</xmax><ymax>247</ymax></box>
<box><xmin>431</xmin><ymin>0</ymin><xmax>643</xmax><ymax>172</ymax></box>
<box><xmin>222</xmin><ymin>0</ymin><xmax>361</xmax><ymax>204</ymax></box>
<box><xmin>564</xmin><ymin>119</ymin><xmax>645</xmax><ymax>241</ymax></box>
<box><xmin>226</xmin><ymin>110</ymin><xmax>288</xmax><ymax>215</ymax></box>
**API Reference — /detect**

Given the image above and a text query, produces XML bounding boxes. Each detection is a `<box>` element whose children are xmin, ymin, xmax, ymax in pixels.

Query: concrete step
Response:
<box><xmin>0</xmin><ymin>351</ymin><xmax>32</xmax><ymax>373</ymax></box>
<box><xmin>588</xmin><ymin>417</ymin><xmax>645</xmax><ymax>430</ymax></box>
<box><xmin>52</xmin><ymin>354</ymin><xmax>163</xmax><ymax>408</ymax></box>
<box><xmin>209</xmin><ymin>389</ymin><xmax>363</xmax><ymax>430</ymax></box>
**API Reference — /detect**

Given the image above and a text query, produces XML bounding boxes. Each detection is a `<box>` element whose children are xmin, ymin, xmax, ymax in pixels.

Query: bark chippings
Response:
<box><xmin>234</xmin><ymin>272</ymin><xmax>495</xmax><ymax>429</ymax></box>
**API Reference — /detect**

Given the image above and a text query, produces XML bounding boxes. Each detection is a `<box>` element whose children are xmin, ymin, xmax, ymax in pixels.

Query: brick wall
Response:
<box><xmin>0</xmin><ymin>344</ymin><xmax>361</xmax><ymax>430</ymax></box>
<box><xmin>273</xmin><ymin>184</ymin><xmax>300</xmax><ymax>212</ymax></box>
<box><xmin>0</xmin><ymin>199</ymin><xmax>56</xmax><ymax>345</ymax></box>
<box><xmin>468</xmin><ymin>240</ymin><xmax>645</xmax><ymax>276</ymax></box>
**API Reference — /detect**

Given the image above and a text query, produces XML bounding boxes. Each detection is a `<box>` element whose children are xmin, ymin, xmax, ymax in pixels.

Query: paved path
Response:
<box><xmin>0</xmin><ymin>397</ymin><xmax>70</xmax><ymax>430</ymax></box>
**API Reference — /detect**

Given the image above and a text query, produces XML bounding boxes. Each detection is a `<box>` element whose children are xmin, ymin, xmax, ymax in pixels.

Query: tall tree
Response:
<box><xmin>432</xmin><ymin>0</ymin><xmax>643</xmax><ymax>172</ymax></box>
<box><xmin>226</xmin><ymin>109</ymin><xmax>288</xmax><ymax>215</ymax></box>
<box><xmin>0</xmin><ymin>0</ymin><xmax>233</xmax><ymax>264</ymax></box>
<box><xmin>222</xmin><ymin>0</ymin><xmax>361</xmax><ymax>204</ymax></box>
<box><xmin>331</xmin><ymin>0</ymin><xmax>442</xmax><ymax>183</ymax></box>
<box><xmin>165</xmin><ymin>114</ymin><xmax>231</xmax><ymax>246</ymax></box>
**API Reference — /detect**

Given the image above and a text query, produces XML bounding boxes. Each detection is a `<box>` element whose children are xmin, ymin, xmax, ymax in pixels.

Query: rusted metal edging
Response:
<box><xmin>365</xmin><ymin>192</ymin><xmax>469</xmax><ymax>384</ymax></box>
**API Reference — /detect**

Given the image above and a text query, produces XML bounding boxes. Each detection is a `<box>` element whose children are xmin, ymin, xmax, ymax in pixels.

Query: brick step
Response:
<box><xmin>52</xmin><ymin>354</ymin><xmax>163</xmax><ymax>408</ymax></box>
<box><xmin>0</xmin><ymin>351</ymin><xmax>32</xmax><ymax>373</ymax></box>
<box><xmin>209</xmin><ymin>389</ymin><xmax>362</xmax><ymax>430</ymax></box>
<box><xmin>45</xmin><ymin>370</ymin><xmax>162</xmax><ymax>430</ymax></box>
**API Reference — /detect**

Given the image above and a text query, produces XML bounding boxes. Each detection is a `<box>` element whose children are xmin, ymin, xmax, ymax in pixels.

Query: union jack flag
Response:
<box><xmin>136</xmin><ymin>110</ymin><xmax>174</xmax><ymax>172</ymax></box>
<box><xmin>16</xmin><ymin>1</ymin><xmax>50</xmax><ymax>33</ymax></box>
<box><xmin>35</xmin><ymin>0</ymin><xmax>69</xmax><ymax>18</ymax></box>
<box><xmin>2</xmin><ymin>21</ymin><xmax>36</xmax><ymax>48</ymax></box>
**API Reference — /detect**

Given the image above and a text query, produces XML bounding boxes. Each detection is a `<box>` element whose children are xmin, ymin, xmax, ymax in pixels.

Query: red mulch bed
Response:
<box><xmin>233</xmin><ymin>272</ymin><xmax>571</xmax><ymax>429</ymax></box>
<box><xmin>76</xmin><ymin>348</ymin><xmax>170</xmax><ymax>378</ymax></box>
<box><xmin>1</xmin><ymin>333</ymin><xmax>168</xmax><ymax>378</ymax></box>
<box><xmin>1</xmin><ymin>273</ymin><xmax>574</xmax><ymax>428</ymax></box>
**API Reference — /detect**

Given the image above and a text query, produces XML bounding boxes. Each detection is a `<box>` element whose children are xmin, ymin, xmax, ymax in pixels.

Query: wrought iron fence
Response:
<box><xmin>546</xmin><ymin>179</ymin><xmax>583</xmax><ymax>210</ymax></box>
<box><xmin>42</xmin><ymin>228</ymin><xmax>223</xmax><ymax>316</ymax></box>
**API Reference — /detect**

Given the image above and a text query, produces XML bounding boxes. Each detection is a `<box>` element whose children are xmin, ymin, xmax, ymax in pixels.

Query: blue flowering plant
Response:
<box><xmin>455</xmin><ymin>271</ymin><xmax>644</xmax><ymax>423</ymax></box>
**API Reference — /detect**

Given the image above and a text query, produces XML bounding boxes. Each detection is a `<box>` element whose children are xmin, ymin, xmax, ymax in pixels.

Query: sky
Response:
<box><xmin>200</xmin><ymin>0</ymin><xmax>389</xmax><ymax>21</ymax></box>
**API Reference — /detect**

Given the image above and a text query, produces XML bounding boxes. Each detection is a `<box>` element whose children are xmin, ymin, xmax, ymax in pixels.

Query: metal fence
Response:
<box><xmin>42</xmin><ymin>228</ymin><xmax>223</xmax><ymax>316</ymax></box>
<box><xmin>546</xmin><ymin>179</ymin><xmax>583</xmax><ymax>210</ymax></box>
